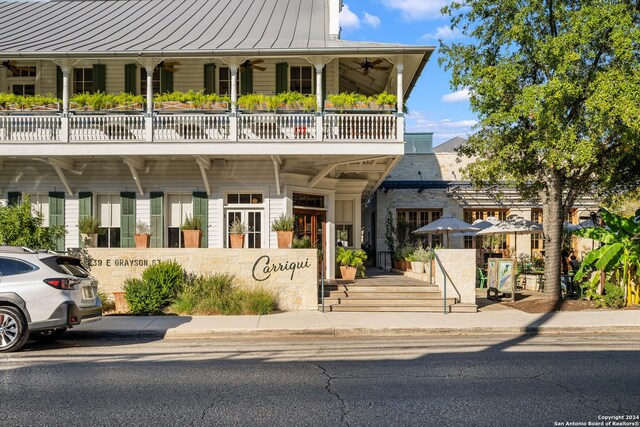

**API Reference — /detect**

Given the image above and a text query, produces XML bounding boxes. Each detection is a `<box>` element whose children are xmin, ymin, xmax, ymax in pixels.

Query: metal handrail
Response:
<box><xmin>428</xmin><ymin>248</ymin><xmax>462</xmax><ymax>315</ymax></box>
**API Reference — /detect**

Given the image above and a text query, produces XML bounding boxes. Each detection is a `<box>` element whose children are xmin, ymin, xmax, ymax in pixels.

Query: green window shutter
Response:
<box><xmin>275</xmin><ymin>63</ymin><xmax>288</xmax><ymax>94</ymax></box>
<box><xmin>160</xmin><ymin>69</ymin><xmax>173</xmax><ymax>94</ymax></box>
<box><xmin>120</xmin><ymin>192</ymin><xmax>136</xmax><ymax>248</ymax></box>
<box><xmin>240</xmin><ymin>67</ymin><xmax>253</xmax><ymax>95</ymax></box>
<box><xmin>124</xmin><ymin>64</ymin><xmax>137</xmax><ymax>94</ymax></box>
<box><xmin>8</xmin><ymin>192</ymin><xmax>21</xmax><ymax>207</ymax></box>
<box><xmin>49</xmin><ymin>192</ymin><xmax>65</xmax><ymax>251</ymax></box>
<box><xmin>192</xmin><ymin>192</ymin><xmax>208</xmax><ymax>248</ymax></box>
<box><xmin>204</xmin><ymin>63</ymin><xmax>216</xmax><ymax>95</ymax></box>
<box><xmin>56</xmin><ymin>66</ymin><xmax>63</xmax><ymax>100</ymax></box>
<box><xmin>78</xmin><ymin>192</ymin><xmax>93</xmax><ymax>246</ymax></box>
<box><xmin>93</xmin><ymin>64</ymin><xmax>106</xmax><ymax>93</ymax></box>
<box><xmin>150</xmin><ymin>192</ymin><xmax>164</xmax><ymax>248</ymax></box>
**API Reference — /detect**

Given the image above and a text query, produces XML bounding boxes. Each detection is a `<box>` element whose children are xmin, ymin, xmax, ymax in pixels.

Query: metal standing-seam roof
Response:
<box><xmin>0</xmin><ymin>0</ymin><xmax>433</xmax><ymax>58</ymax></box>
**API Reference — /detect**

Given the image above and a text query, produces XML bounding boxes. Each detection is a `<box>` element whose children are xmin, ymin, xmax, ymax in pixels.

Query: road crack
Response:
<box><xmin>191</xmin><ymin>395</ymin><xmax>224</xmax><ymax>427</ymax></box>
<box><xmin>308</xmin><ymin>362</ymin><xmax>351</xmax><ymax>427</ymax></box>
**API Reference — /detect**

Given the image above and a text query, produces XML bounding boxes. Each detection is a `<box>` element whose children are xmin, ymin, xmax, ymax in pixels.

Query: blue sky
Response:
<box><xmin>339</xmin><ymin>0</ymin><xmax>476</xmax><ymax>146</ymax></box>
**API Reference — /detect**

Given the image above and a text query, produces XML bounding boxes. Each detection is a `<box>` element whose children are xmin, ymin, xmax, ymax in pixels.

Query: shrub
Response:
<box><xmin>0</xmin><ymin>195</ymin><xmax>65</xmax><ymax>250</ymax></box>
<box><xmin>170</xmin><ymin>274</ymin><xmax>278</xmax><ymax>315</ymax></box>
<box><xmin>604</xmin><ymin>283</ymin><xmax>625</xmax><ymax>309</ymax></box>
<box><xmin>78</xmin><ymin>216</ymin><xmax>101</xmax><ymax>234</ymax></box>
<box><xmin>98</xmin><ymin>291</ymin><xmax>115</xmax><ymax>312</ymax></box>
<box><xmin>292</xmin><ymin>236</ymin><xmax>312</xmax><ymax>248</ymax></box>
<box><xmin>124</xmin><ymin>261</ymin><xmax>186</xmax><ymax>315</ymax></box>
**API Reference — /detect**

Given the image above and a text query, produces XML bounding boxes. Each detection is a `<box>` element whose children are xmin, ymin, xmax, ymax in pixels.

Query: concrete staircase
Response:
<box><xmin>319</xmin><ymin>270</ymin><xmax>475</xmax><ymax>313</ymax></box>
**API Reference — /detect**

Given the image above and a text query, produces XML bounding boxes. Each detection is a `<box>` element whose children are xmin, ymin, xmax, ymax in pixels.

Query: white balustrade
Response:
<box><xmin>323</xmin><ymin>114</ymin><xmax>397</xmax><ymax>141</ymax></box>
<box><xmin>154</xmin><ymin>114</ymin><xmax>229</xmax><ymax>141</ymax></box>
<box><xmin>238</xmin><ymin>114</ymin><xmax>316</xmax><ymax>140</ymax></box>
<box><xmin>70</xmin><ymin>115</ymin><xmax>145</xmax><ymax>141</ymax></box>
<box><xmin>2</xmin><ymin>112</ymin><xmax>399</xmax><ymax>143</ymax></box>
<box><xmin>0</xmin><ymin>115</ymin><xmax>61</xmax><ymax>141</ymax></box>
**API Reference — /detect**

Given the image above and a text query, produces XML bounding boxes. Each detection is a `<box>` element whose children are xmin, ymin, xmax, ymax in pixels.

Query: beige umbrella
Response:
<box><xmin>476</xmin><ymin>215</ymin><xmax>543</xmax><ymax>257</ymax></box>
<box><xmin>413</xmin><ymin>215</ymin><xmax>478</xmax><ymax>248</ymax></box>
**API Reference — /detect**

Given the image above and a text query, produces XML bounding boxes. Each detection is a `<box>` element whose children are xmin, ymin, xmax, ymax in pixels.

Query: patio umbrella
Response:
<box><xmin>451</xmin><ymin>217</ymin><xmax>501</xmax><ymax>237</ymax></box>
<box><xmin>412</xmin><ymin>215</ymin><xmax>478</xmax><ymax>248</ymax></box>
<box><xmin>564</xmin><ymin>219</ymin><xmax>596</xmax><ymax>231</ymax></box>
<box><xmin>476</xmin><ymin>215</ymin><xmax>543</xmax><ymax>257</ymax></box>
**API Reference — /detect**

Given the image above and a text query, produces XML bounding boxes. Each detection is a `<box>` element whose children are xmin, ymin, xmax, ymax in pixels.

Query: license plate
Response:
<box><xmin>82</xmin><ymin>287</ymin><xmax>95</xmax><ymax>299</ymax></box>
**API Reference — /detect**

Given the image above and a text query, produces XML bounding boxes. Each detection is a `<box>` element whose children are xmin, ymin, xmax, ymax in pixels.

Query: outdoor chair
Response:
<box><xmin>476</xmin><ymin>267</ymin><xmax>486</xmax><ymax>289</ymax></box>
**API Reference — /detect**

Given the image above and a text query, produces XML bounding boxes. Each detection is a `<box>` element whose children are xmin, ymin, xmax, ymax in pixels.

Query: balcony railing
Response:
<box><xmin>0</xmin><ymin>112</ymin><xmax>401</xmax><ymax>143</ymax></box>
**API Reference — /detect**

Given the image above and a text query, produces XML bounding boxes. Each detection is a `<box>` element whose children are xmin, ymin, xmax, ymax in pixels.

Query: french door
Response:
<box><xmin>226</xmin><ymin>210</ymin><xmax>262</xmax><ymax>248</ymax></box>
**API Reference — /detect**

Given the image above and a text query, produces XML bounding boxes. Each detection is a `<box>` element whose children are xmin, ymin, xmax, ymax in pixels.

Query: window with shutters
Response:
<box><xmin>290</xmin><ymin>66</ymin><xmax>313</xmax><ymax>94</ymax></box>
<box><xmin>73</xmin><ymin>68</ymin><xmax>93</xmax><ymax>94</ymax></box>
<box><xmin>218</xmin><ymin>67</ymin><xmax>241</xmax><ymax>95</ymax></box>
<box><xmin>167</xmin><ymin>194</ymin><xmax>193</xmax><ymax>248</ymax></box>
<box><xmin>8</xmin><ymin>64</ymin><xmax>36</xmax><ymax>95</ymax></box>
<box><xmin>224</xmin><ymin>193</ymin><xmax>264</xmax><ymax>248</ymax></box>
<box><xmin>140</xmin><ymin>67</ymin><xmax>161</xmax><ymax>95</ymax></box>
<box><xmin>97</xmin><ymin>194</ymin><xmax>120</xmax><ymax>248</ymax></box>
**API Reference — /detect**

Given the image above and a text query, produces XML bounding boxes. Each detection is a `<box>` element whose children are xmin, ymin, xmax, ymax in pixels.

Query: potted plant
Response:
<box><xmin>407</xmin><ymin>252</ymin><xmax>424</xmax><ymax>274</ymax></box>
<box><xmin>78</xmin><ymin>216</ymin><xmax>101</xmax><ymax>248</ymax></box>
<box><xmin>134</xmin><ymin>220</ymin><xmax>151</xmax><ymax>249</ymax></box>
<box><xmin>292</xmin><ymin>236</ymin><xmax>312</xmax><ymax>248</ymax></box>
<box><xmin>229</xmin><ymin>218</ymin><xmax>247</xmax><ymax>248</ymax></box>
<box><xmin>336</xmin><ymin>246</ymin><xmax>367</xmax><ymax>281</ymax></box>
<box><xmin>180</xmin><ymin>215</ymin><xmax>202</xmax><ymax>248</ymax></box>
<box><xmin>413</xmin><ymin>246</ymin><xmax>434</xmax><ymax>276</ymax></box>
<box><xmin>271</xmin><ymin>214</ymin><xmax>294</xmax><ymax>249</ymax></box>
<box><xmin>337</xmin><ymin>230</ymin><xmax>349</xmax><ymax>247</ymax></box>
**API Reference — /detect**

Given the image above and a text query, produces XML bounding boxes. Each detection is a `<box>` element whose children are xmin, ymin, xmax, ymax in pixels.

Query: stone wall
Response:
<box><xmin>86</xmin><ymin>248</ymin><xmax>318</xmax><ymax>311</ymax></box>
<box><xmin>434</xmin><ymin>249</ymin><xmax>476</xmax><ymax>305</ymax></box>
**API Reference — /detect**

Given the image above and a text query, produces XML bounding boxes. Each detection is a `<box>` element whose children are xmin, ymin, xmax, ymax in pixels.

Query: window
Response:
<box><xmin>12</xmin><ymin>84</ymin><xmax>35</xmax><ymax>95</ymax></box>
<box><xmin>167</xmin><ymin>194</ymin><xmax>193</xmax><ymax>248</ymax></box>
<box><xmin>8</xmin><ymin>65</ymin><xmax>36</xmax><ymax>77</ymax></box>
<box><xmin>0</xmin><ymin>258</ymin><xmax>38</xmax><ymax>276</ymax></box>
<box><xmin>97</xmin><ymin>195</ymin><xmax>121</xmax><ymax>248</ymax></box>
<box><xmin>218</xmin><ymin>67</ymin><xmax>241</xmax><ymax>95</ymax></box>
<box><xmin>225</xmin><ymin>193</ymin><xmax>264</xmax><ymax>248</ymax></box>
<box><xmin>531</xmin><ymin>209</ymin><xmax>543</xmax><ymax>253</ymax></box>
<box><xmin>293</xmin><ymin>193</ymin><xmax>324</xmax><ymax>209</ymax></box>
<box><xmin>463</xmin><ymin>209</ymin><xmax>509</xmax><ymax>250</ymax></box>
<box><xmin>28</xmin><ymin>194</ymin><xmax>49</xmax><ymax>226</ymax></box>
<box><xmin>397</xmin><ymin>209</ymin><xmax>443</xmax><ymax>248</ymax></box>
<box><xmin>73</xmin><ymin>68</ymin><xmax>94</xmax><ymax>94</ymax></box>
<box><xmin>140</xmin><ymin>67</ymin><xmax>161</xmax><ymax>95</ymax></box>
<box><xmin>336</xmin><ymin>200</ymin><xmax>354</xmax><ymax>247</ymax></box>
<box><xmin>290</xmin><ymin>66</ymin><xmax>313</xmax><ymax>94</ymax></box>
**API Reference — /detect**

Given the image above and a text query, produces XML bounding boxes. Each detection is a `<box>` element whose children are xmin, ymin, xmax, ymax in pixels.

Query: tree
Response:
<box><xmin>440</xmin><ymin>0</ymin><xmax>640</xmax><ymax>298</ymax></box>
<box><xmin>0</xmin><ymin>195</ymin><xmax>66</xmax><ymax>251</ymax></box>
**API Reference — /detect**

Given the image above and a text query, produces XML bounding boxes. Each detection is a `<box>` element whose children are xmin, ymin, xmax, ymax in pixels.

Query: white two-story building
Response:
<box><xmin>0</xmin><ymin>0</ymin><xmax>433</xmax><ymax>283</ymax></box>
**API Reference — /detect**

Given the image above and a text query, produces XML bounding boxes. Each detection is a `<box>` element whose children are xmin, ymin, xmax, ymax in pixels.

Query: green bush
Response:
<box><xmin>170</xmin><ymin>274</ymin><xmax>277</xmax><ymax>315</ymax></box>
<box><xmin>292</xmin><ymin>236</ymin><xmax>312</xmax><ymax>248</ymax></box>
<box><xmin>98</xmin><ymin>291</ymin><xmax>115</xmax><ymax>312</ymax></box>
<box><xmin>124</xmin><ymin>261</ymin><xmax>186</xmax><ymax>315</ymax></box>
<box><xmin>604</xmin><ymin>283</ymin><xmax>625</xmax><ymax>309</ymax></box>
<box><xmin>0</xmin><ymin>195</ymin><xmax>65</xmax><ymax>250</ymax></box>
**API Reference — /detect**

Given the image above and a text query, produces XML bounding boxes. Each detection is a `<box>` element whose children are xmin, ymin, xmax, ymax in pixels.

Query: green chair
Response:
<box><xmin>476</xmin><ymin>267</ymin><xmax>487</xmax><ymax>289</ymax></box>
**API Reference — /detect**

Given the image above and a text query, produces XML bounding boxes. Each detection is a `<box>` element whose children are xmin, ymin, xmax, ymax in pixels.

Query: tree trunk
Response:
<box><xmin>542</xmin><ymin>174</ymin><xmax>564</xmax><ymax>300</ymax></box>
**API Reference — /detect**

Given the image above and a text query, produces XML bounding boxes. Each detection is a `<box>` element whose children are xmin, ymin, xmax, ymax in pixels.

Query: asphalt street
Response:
<box><xmin>1</xmin><ymin>334</ymin><xmax>639</xmax><ymax>427</ymax></box>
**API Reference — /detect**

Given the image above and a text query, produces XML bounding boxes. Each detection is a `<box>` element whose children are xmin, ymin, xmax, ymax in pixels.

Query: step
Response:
<box><xmin>331</xmin><ymin>285</ymin><xmax>441</xmax><ymax>292</ymax></box>
<box><xmin>326</xmin><ymin>304</ymin><xmax>453</xmax><ymax>313</ymax></box>
<box><xmin>322</xmin><ymin>297</ymin><xmax>457</xmax><ymax>306</ymax></box>
<box><xmin>450</xmin><ymin>303</ymin><xmax>478</xmax><ymax>313</ymax></box>
<box><xmin>326</xmin><ymin>291</ymin><xmax>442</xmax><ymax>299</ymax></box>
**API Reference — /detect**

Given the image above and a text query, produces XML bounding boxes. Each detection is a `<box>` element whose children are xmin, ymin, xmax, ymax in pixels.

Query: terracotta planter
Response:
<box><xmin>135</xmin><ymin>234</ymin><xmax>151</xmax><ymax>249</ymax></box>
<box><xmin>81</xmin><ymin>233</ymin><xmax>98</xmax><ymax>248</ymax></box>
<box><xmin>276</xmin><ymin>231</ymin><xmax>294</xmax><ymax>249</ymax></box>
<box><xmin>112</xmin><ymin>291</ymin><xmax>128</xmax><ymax>313</ymax></box>
<box><xmin>230</xmin><ymin>233</ymin><xmax>245</xmax><ymax>249</ymax></box>
<box><xmin>183</xmin><ymin>230</ymin><xmax>202</xmax><ymax>248</ymax></box>
<box><xmin>340</xmin><ymin>265</ymin><xmax>357</xmax><ymax>281</ymax></box>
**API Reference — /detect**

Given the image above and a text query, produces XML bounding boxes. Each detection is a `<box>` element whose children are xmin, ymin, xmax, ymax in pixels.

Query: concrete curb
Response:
<box><xmin>64</xmin><ymin>325</ymin><xmax>640</xmax><ymax>341</ymax></box>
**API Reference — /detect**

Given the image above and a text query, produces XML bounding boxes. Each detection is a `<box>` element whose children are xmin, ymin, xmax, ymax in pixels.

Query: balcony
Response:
<box><xmin>0</xmin><ymin>111</ymin><xmax>400</xmax><ymax>144</ymax></box>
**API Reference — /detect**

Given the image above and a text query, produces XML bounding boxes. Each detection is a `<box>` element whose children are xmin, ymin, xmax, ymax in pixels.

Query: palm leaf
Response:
<box><xmin>594</xmin><ymin>243</ymin><xmax>624</xmax><ymax>272</ymax></box>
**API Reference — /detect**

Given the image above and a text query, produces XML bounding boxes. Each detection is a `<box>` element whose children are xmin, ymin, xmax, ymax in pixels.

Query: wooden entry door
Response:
<box><xmin>294</xmin><ymin>209</ymin><xmax>325</xmax><ymax>248</ymax></box>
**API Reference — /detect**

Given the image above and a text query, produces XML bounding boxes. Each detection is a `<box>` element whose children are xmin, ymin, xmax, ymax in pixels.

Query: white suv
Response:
<box><xmin>0</xmin><ymin>247</ymin><xmax>102</xmax><ymax>352</ymax></box>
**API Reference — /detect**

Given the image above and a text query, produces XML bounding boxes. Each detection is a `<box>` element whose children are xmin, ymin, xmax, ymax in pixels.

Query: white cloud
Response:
<box><xmin>381</xmin><ymin>0</ymin><xmax>448</xmax><ymax>20</ymax></box>
<box><xmin>363</xmin><ymin>12</ymin><xmax>381</xmax><ymax>28</ymax></box>
<box><xmin>340</xmin><ymin>4</ymin><xmax>361</xmax><ymax>30</ymax></box>
<box><xmin>422</xmin><ymin>25</ymin><xmax>462</xmax><ymax>41</ymax></box>
<box><xmin>441</xmin><ymin>88</ymin><xmax>471</xmax><ymax>103</ymax></box>
<box><xmin>406</xmin><ymin>111</ymin><xmax>477</xmax><ymax>142</ymax></box>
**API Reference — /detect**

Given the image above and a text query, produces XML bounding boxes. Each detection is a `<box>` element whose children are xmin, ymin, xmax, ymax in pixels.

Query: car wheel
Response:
<box><xmin>31</xmin><ymin>328</ymin><xmax>67</xmax><ymax>343</ymax></box>
<box><xmin>0</xmin><ymin>306</ymin><xmax>29</xmax><ymax>353</ymax></box>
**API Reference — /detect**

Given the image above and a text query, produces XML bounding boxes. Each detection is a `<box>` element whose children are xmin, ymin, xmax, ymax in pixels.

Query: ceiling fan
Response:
<box><xmin>355</xmin><ymin>58</ymin><xmax>390</xmax><ymax>75</ymax></box>
<box><xmin>158</xmin><ymin>60</ymin><xmax>181</xmax><ymax>73</ymax></box>
<box><xmin>1</xmin><ymin>60</ymin><xmax>34</xmax><ymax>75</ymax></box>
<box><xmin>240</xmin><ymin>59</ymin><xmax>266</xmax><ymax>72</ymax></box>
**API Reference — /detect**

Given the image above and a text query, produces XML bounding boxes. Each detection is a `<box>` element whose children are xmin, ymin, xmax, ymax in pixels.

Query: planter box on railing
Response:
<box><xmin>0</xmin><ymin>103</ymin><xmax>60</xmax><ymax>112</ymax></box>
<box><xmin>153</xmin><ymin>101</ymin><xmax>229</xmax><ymax>111</ymax></box>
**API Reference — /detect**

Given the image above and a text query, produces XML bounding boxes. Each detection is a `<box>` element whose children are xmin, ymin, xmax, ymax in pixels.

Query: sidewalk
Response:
<box><xmin>68</xmin><ymin>307</ymin><xmax>640</xmax><ymax>340</ymax></box>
